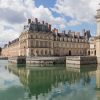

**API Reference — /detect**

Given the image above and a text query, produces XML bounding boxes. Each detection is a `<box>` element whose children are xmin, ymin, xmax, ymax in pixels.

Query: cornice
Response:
<box><xmin>95</xmin><ymin>36</ymin><xmax>100</xmax><ymax>39</ymax></box>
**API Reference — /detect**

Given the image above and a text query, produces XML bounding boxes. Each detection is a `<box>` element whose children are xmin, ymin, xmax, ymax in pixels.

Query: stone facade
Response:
<box><xmin>2</xmin><ymin>18</ymin><xmax>90</xmax><ymax>57</ymax></box>
<box><xmin>88</xmin><ymin>37</ymin><xmax>96</xmax><ymax>56</ymax></box>
<box><xmin>95</xmin><ymin>9</ymin><xmax>100</xmax><ymax>63</ymax></box>
<box><xmin>2</xmin><ymin>39</ymin><xmax>20</xmax><ymax>57</ymax></box>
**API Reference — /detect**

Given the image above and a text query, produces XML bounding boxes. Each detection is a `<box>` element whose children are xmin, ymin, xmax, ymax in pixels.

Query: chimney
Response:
<box><xmin>42</xmin><ymin>21</ymin><xmax>44</xmax><ymax>24</ymax></box>
<box><xmin>46</xmin><ymin>23</ymin><xmax>48</xmax><ymax>26</ymax></box>
<box><xmin>63</xmin><ymin>30</ymin><xmax>66</xmax><ymax>34</ymax></box>
<box><xmin>24</xmin><ymin>26</ymin><xmax>26</xmax><ymax>30</ymax></box>
<box><xmin>56</xmin><ymin>29</ymin><xmax>58</xmax><ymax>33</ymax></box>
<box><xmin>54</xmin><ymin>28</ymin><xmax>58</xmax><ymax>34</ymax></box>
<box><xmin>28</xmin><ymin>19</ymin><xmax>31</xmax><ymax>24</ymax></box>
<box><xmin>48</xmin><ymin>24</ymin><xmax>51</xmax><ymax>31</ymax></box>
<box><xmin>68</xmin><ymin>30</ymin><xmax>71</xmax><ymax>34</ymax></box>
<box><xmin>75</xmin><ymin>32</ymin><xmax>80</xmax><ymax>38</ymax></box>
<box><xmin>35</xmin><ymin>18</ymin><xmax>38</xmax><ymax>23</ymax></box>
<box><xmin>82</xmin><ymin>29</ymin><xmax>85</xmax><ymax>36</ymax></box>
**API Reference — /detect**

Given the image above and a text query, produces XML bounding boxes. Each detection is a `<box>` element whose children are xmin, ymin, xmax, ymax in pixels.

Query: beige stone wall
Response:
<box><xmin>96</xmin><ymin>9</ymin><xmax>100</xmax><ymax>60</ymax></box>
<box><xmin>89</xmin><ymin>38</ymin><xmax>96</xmax><ymax>56</ymax></box>
<box><xmin>53</xmin><ymin>38</ymin><xmax>89</xmax><ymax>56</ymax></box>
<box><xmin>96</xmin><ymin>68</ymin><xmax>100</xmax><ymax>89</ymax></box>
<box><xmin>2</xmin><ymin>41</ymin><xmax>19</xmax><ymax>57</ymax></box>
<box><xmin>19</xmin><ymin>32</ymin><xmax>28</xmax><ymax>56</ymax></box>
<box><xmin>20</xmin><ymin>32</ymin><xmax>54</xmax><ymax>57</ymax></box>
<box><xmin>96</xmin><ymin>9</ymin><xmax>100</xmax><ymax>63</ymax></box>
<box><xmin>2</xmin><ymin>31</ymin><xmax>89</xmax><ymax>57</ymax></box>
<box><xmin>96</xmin><ymin>38</ymin><xmax>100</xmax><ymax>57</ymax></box>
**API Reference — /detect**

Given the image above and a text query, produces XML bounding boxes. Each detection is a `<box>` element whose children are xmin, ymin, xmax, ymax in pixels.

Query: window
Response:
<box><xmin>30</xmin><ymin>35</ymin><xmax>33</xmax><ymax>39</ymax></box>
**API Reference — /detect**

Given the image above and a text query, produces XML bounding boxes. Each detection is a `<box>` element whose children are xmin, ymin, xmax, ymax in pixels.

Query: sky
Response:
<box><xmin>0</xmin><ymin>0</ymin><xmax>100</xmax><ymax>47</ymax></box>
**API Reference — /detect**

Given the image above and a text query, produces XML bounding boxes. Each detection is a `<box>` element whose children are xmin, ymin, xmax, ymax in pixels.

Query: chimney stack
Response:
<box><xmin>68</xmin><ymin>30</ymin><xmax>71</xmax><ymax>34</ymax></box>
<box><xmin>53</xmin><ymin>28</ymin><xmax>58</xmax><ymax>34</ymax></box>
<box><xmin>42</xmin><ymin>21</ymin><xmax>44</xmax><ymax>24</ymax></box>
<box><xmin>35</xmin><ymin>18</ymin><xmax>38</xmax><ymax>24</ymax></box>
<box><xmin>28</xmin><ymin>19</ymin><xmax>31</xmax><ymax>24</ymax></box>
<box><xmin>75</xmin><ymin>32</ymin><xmax>80</xmax><ymax>38</ymax></box>
<box><xmin>48</xmin><ymin>24</ymin><xmax>51</xmax><ymax>31</ymax></box>
<box><xmin>82</xmin><ymin>29</ymin><xmax>85</xmax><ymax>36</ymax></box>
<box><xmin>63</xmin><ymin>30</ymin><xmax>66</xmax><ymax>34</ymax></box>
<box><xmin>46</xmin><ymin>23</ymin><xmax>48</xmax><ymax>26</ymax></box>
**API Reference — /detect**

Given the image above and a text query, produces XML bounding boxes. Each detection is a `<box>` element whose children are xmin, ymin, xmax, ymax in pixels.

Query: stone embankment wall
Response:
<box><xmin>8</xmin><ymin>56</ymin><xmax>97</xmax><ymax>68</ymax></box>
<box><xmin>66</xmin><ymin>56</ymin><xmax>97</xmax><ymax>65</ymax></box>
<box><xmin>8</xmin><ymin>56</ymin><xmax>66</xmax><ymax>65</ymax></box>
<box><xmin>8</xmin><ymin>56</ymin><xmax>26</xmax><ymax>64</ymax></box>
<box><xmin>26</xmin><ymin>57</ymin><xmax>66</xmax><ymax>64</ymax></box>
<box><xmin>0</xmin><ymin>56</ymin><xmax>8</xmax><ymax>60</ymax></box>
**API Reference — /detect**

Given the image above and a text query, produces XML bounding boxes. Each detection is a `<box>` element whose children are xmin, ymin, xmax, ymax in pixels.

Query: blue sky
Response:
<box><xmin>35</xmin><ymin>0</ymin><xmax>56</xmax><ymax>8</ymax></box>
<box><xmin>35</xmin><ymin>0</ymin><xmax>98</xmax><ymax>36</ymax></box>
<box><xmin>0</xmin><ymin>0</ymin><xmax>100</xmax><ymax>46</ymax></box>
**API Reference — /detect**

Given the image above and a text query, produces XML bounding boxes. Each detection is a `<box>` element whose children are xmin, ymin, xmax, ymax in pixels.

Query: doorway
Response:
<box><xmin>69</xmin><ymin>50</ymin><xmax>71</xmax><ymax>56</ymax></box>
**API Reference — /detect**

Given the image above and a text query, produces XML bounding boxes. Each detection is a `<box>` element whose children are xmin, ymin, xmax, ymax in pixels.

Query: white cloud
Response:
<box><xmin>0</xmin><ymin>0</ymin><xmax>66</xmax><ymax>47</ymax></box>
<box><xmin>0</xmin><ymin>0</ymin><xmax>100</xmax><ymax>47</ymax></box>
<box><xmin>0</xmin><ymin>63</ymin><xmax>21</xmax><ymax>89</ymax></box>
<box><xmin>31</xmin><ymin>5</ymin><xmax>66</xmax><ymax>28</ymax></box>
<box><xmin>0</xmin><ymin>0</ymin><xmax>36</xmax><ymax>47</ymax></box>
<box><xmin>67</xmin><ymin>20</ymin><xmax>80</xmax><ymax>26</ymax></box>
<box><xmin>52</xmin><ymin>0</ymin><xmax>100</xmax><ymax>23</ymax></box>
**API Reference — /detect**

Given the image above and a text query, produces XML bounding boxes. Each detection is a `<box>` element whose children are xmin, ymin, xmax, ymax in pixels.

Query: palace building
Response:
<box><xmin>2</xmin><ymin>18</ymin><xmax>90</xmax><ymax>57</ymax></box>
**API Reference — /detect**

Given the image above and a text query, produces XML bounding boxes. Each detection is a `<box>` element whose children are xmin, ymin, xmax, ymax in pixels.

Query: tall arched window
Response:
<box><xmin>69</xmin><ymin>50</ymin><xmax>71</xmax><ymax>56</ymax></box>
<box><xmin>95</xmin><ymin>50</ymin><xmax>96</xmax><ymax>55</ymax></box>
<box><xmin>41</xmin><ymin>50</ymin><xmax>44</xmax><ymax>56</ymax></box>
<box><xmin>36</xmin><ymin>50</ymin><xmax>39</xmax><ymax>56</ymax></box>
<box><xmin>88</xmin><ymin>51</ymin><xmax>90</xmax><ymax>55</ymax></box>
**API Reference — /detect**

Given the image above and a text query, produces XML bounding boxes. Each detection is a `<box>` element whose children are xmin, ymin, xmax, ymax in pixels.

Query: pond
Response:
<box><xmin>0</xmin><ymin>60</ymin><xmax>100</xmax><ymax>100</ymax></box>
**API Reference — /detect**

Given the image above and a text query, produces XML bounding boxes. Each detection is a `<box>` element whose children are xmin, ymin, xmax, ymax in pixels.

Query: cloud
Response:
<box><xmin>0</xmin><ymin>0</ymin><xmax>66</xmax><ymax>47</ymax></box>
<box><xmin>0</xmin><ymin>0</ymin><xmax>35</xmax><ymax>47</ymax></box>
<box><xmin>51</xmin><ymin>0</ymin><xmax>100</xmax><ymax>24</ymax></box>
<box><xmin>0</xmin><ymin>65</ymin><xmax>21</xmax><ymax>89</ymax></box>
<box><xmin>0</xmin><ymin>0</ymin><xmax>100</xmax><ymax>47</ymax></box>
<box><xmin>31</xmin><ymin>5</ymin><xmax>66</xmax><ymax>28</ymax></box>
<box><xmin>0</xmin><ymin>8</ymin><xmax>26</xmax><ymax>24</ymax></box>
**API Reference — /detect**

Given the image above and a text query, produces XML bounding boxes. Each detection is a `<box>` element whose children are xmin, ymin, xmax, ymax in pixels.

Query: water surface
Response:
<box><xmin>0</xmin><ymin>60</ymin><xmax>100</xmax><ymax>100</ymax></box>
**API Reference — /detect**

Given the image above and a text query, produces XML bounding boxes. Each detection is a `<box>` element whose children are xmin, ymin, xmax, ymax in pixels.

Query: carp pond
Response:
<box><xmin>0</xmin><ymin>60</ymin><xmax>100</xmax><ymax>100</ymax></box>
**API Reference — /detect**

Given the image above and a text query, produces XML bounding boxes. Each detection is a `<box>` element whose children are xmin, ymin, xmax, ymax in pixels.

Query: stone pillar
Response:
<box><xmin>26</xmin><ymin>48</ymin><xmax>30</xmax><ymax>57</ymax></box>
<box><xmin>95</xmin><ymin>9</ymin><xmax>100</xmax><ymax>64</ymax></box>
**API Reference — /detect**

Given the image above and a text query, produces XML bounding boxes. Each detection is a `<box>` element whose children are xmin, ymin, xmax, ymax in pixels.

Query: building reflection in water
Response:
<box><xmin>96</xmin><ymin>65</ymin><xmax>100</xmax><ymax>100</ymax></box>
<box><xmin>6</xmin><ymin>63</ymin><xmax>99</xmax><ymax>100</ymax></box>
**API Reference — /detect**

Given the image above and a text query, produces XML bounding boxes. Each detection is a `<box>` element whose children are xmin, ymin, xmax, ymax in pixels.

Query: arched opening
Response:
<box><xmin>95</xmin><ymin>50</ymin><xmax>96</xmax><ymax>55</ymax></box>
<box><xmin>88</xmin><ymin>51</ymin><xmax>90</xmax><ymax>55</ymax></box>
<box><xmin>69</xmin><ymin>50</ymin><xmax>71</xmax><ymax>56</ymax></box>
<box><xmin>31</xmin><ymin>49</ymin><xmax>34</xmax><ymax>56</ymax></box>
<box><xmin>36</xmin><ymin>50</ymin><xmax>39</xmax><ymax>56</ymax></box>
<box><xmin>41</xmin><ymin>50</ymin><xmax>43</xmax><ymax>56</ymax></box>
<box><xmin>45</xmin><ymin>50</ymin><xmax>48</xmax><ymax>56</ymax></box>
